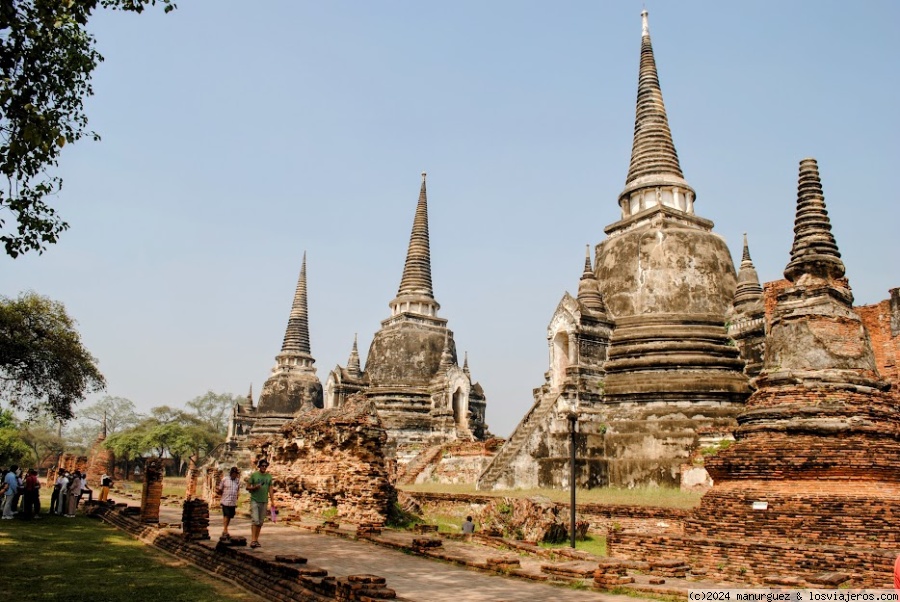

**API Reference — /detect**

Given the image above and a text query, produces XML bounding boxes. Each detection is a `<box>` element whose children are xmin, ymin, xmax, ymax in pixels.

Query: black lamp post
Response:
<box><xmin>567</xmin><ymin>398</ymin><xmax>579</xmax><ymax>549</ymax></box>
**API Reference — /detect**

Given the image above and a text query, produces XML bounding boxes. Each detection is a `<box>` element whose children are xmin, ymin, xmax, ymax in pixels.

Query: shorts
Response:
<box><xmin>222</xmin><ymin>505</ymin><xmax>236</xmax><ymax>519</ymax></box>
<box><xmin>250</xmin><ymin>500</ymin><xmax>266</xmax><ymax>526</ymax></box>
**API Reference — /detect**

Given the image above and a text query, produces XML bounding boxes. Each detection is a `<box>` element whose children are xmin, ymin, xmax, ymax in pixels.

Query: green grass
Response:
<box><xmin>0</xmin><ymin>512</ymin><xmax>262</xmax><ymax>601</ymax></box>
<box><xmin>540</xmin><ymin>535</ymin><xmax>607</xmax><ymax>556</ymax></box>
<box><xmin>398</xmin><ymin>483</ymin><xmax>702</xmax><ymax>509</ymax></box>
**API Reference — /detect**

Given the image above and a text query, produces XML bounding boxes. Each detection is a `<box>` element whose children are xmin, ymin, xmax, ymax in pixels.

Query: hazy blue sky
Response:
<box><xmin>3</xmin><ymin>1</ymin><xmax>898</xmax><ymax>437</ymax></box>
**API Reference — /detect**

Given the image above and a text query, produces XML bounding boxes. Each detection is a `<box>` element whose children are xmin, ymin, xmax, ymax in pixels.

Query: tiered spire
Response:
<box><xmin>783</xmin><ymin>158</ymin><xmax>845</xmax><ymax>283</ymax></box>
<box><xmin>577</xmin><ymin>245</ymin><xmax>606</xmax><ymax>312</ymax></box>
<box><xmin>463</xmin><ymin>351</ymin><xmax>470</xmax><ymax>377</ymax></box>
<box><xmin>732</xmin><ymin>234</ymin><xmax>763</xmax><ymax>311</ymax></box>
<box><xmin>397</xmin><ymin>172</ymin><xmax>434</xmax><ymax>298</ymax></box>
<box><xmin>281</xmin><ymin>252</ymin><xmax>312</xmax><ymax>354</ymax></box>
<box><xmin>347</xmin><ymin>333</ymin><xmax>361</xmax><ymax>376</ymax></box>
<box><xmin>619</xmin><ymin>10</ymin><xmax>695</xmax><ymax>216</ymax></box>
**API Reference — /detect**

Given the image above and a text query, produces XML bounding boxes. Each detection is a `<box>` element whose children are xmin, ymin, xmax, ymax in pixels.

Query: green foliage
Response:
<box><xmin>386</xmin><ymin>501</ymin><xmax>423</xmax><ymax>529</ymax></box>
<box><xmin>0</xmin><ymin>292</ymin><xmax>105</xmax><ymax>420</ymax></box>
<box><xmin>0</xmin><ymin>0</ymin><xmax>175</xmax><ymax>257</ymax></box>
<box><xmin>104</xmin><ymin>398</ymin><xmax>228</xmax><ymax>474</ymax></box>
<box><xmin>77</xmin><ymin>395</ymin><xmax>140</xmax><ymax>435</ymax></box>
<box><xmin>0</xmin><ymin>408</ymin><xmax>29</xmax><ymax>466</ymax></box>
<box><xmin>185</xmin><ymin>390</ymin><xmax>242</xmax><ymax>435</ymax></box>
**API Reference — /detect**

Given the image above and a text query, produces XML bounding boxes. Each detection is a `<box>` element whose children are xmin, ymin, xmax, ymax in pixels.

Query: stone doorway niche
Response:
<box><xmin>452</xmin><ymin>387</ymin><xmax>466</xmax><ymax>427</ymax></box>
<box><xmin>551</xmin><ymin>330</ymin><xmax>570</xmax><ymax>388</ymax></box>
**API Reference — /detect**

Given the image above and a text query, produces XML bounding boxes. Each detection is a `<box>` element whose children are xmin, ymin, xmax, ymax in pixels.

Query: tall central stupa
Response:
<box><xmin>479</xmin><ymin>10</ymin><xmax>750</xmax><ymax>490</ymax></box>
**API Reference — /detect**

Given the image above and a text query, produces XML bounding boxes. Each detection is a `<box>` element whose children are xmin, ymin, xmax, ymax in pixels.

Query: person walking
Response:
<box><xmin>216</xmin><ymin>466</ymin><xmax>242</xmax><ymax>541</ymax></box>
<box><xmin>246</xmin><ymin>459</ymin><xmax>275</xmax><ymax>549</ymax></box>
<box><xmin>2</xmin><ymin>465</ymin><xmax>18</xmax><ymax>519</ymax></box>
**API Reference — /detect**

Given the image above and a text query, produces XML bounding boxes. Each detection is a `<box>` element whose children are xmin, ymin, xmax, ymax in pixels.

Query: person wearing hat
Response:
<box><xmin>216</xmin><ymin>466</ymin><xmax>242</xmax><ymax>541</ymax></box>
<box><xmin>246</xmin><ymin>458</ymin><xmax>275</xmax><ymax>549</ymax></box>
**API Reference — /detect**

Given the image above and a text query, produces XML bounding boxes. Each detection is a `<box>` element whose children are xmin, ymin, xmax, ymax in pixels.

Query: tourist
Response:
<box><xmin>55</xmin><ymin>471</ymin><xmax>69</xmax><ymax>515</ymax></box>
<box><xmin>462</xmin><ymin>515</ymin><xmax>475</xmax><ymax>535</ymax></box>
<box><xmin>79</xmin><ymin>473</ymin><xmax>92</xmax><ymax>503</ymax></box>
<box><xmin>99</xmin><ymin>474</ymin><xmax>113</xmax><ymax>502</ymax></box>
<box><xmin>10</xmin><ymin>468</ymin><xmax>23</xmax><ymax>514</ymax></box>
<box><xmin>246</xmin><ymin>458</ymin><xmax>275</xmax><ymax>549</ymax></box>
<box><xmin>65</xmin><ymin>471</ymin><xmax>82</xmax><ymax>517</ymax></box>
<box><xmin>2</xmin><ymin>464</ymin><xmax>19</xmax><ymax>519</ymax></box>
<box><xmin>216</xmin><ymin>466</ymin><xmax>242</xmax><ymax>541</ymax></box>
<box><xmin>22</xmin><ymin>469</ymin><xmax>40</xmax><ymax>519</ymax></box>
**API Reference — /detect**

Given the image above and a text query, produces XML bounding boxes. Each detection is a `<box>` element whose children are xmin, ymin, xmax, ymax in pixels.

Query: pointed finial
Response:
<box><xmin>733</xmin><ymin>233</ymin><xmax>763</xmax><ymax>310</ymax></box>
<box><xmin>578</xmin><ymin>246</ymin><xmax>606</xmax><ymax>312</ymax></box>
<box><xmin>620</xmin><ymin>7</ymin><xmax>691</xmax><ymax>206</ymax></box>
<box><xmin>783</xmin><ymin>158</ymin><xmax>845</xmax><ymax>283</ymax></box>
<box><xmin>280</xmin><ymin>251</ymin><xmax>313</xmax><ymax>356</ymax></box>
<box><xmin>396</xmin><ymin>173</ymin><xmax>436</xmax><ymax>298</ymax></box>
<box><xmin>421</xmin><ymin>171</ymin><xmax>426</xmax><ymax>181</ymax></box>
<box><xmin>438</xmin><ymin>330</ymin><xmax>454</xmax><ymax>371</ymax></box>
<box><xmin>463</xmin><ymin>351</ymin><xmax>470</xmax><ymax>376</ymax></box>
<box><xmin>641</xmin><ymin>8</ymin><xmax>649</xmax><ymax>37</ymax></box>
<box><xmin>247</xmin><ymin>383</ymin><xmax>253</xmax><ymax>402</ymax></box>
<box><xmin>347</xmin><ymin>333</ymin><xmax>361</xmax><ymax>375</ymax></box>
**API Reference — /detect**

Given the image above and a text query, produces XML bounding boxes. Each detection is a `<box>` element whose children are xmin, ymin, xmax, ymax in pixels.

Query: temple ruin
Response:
<box><xmin>227</xmin><ymin>253</ymin><xmax>323</xmax><ymax>450</ymax></box>
<box><xmin>324</xmin><ymin>173</ymin><xmax>489</xmax><ymax>464</ymax></box>
<box><xmin>609</xmin><ymin>158</ymin><xmax>900</xmax><ymax>587</ymax></box>
<box><xmin>479</xmin><ymin>9</ymin><xmax>750</xmax><ymax>491</ymax></box>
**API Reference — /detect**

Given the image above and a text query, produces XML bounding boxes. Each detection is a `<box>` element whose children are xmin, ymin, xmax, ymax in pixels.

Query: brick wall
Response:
<box><xmin>263</xmin><ymin>399</ymin><xmax>397</xmax><ymax>524</ymax></box>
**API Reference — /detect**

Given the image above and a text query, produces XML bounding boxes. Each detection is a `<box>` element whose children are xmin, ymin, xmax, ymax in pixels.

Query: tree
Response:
<box><xmin>77</xmin><ymin>395</ymin><xmax>140</xmax><ymax>435</ymax></box>
<box><xmin>0</xmin><ymin>291</ymin><xmax>105</xmax><ymax>420</ymax></box>
<box><xmin>18</xmin><ymin>412</ymin><xmax>65</xmax><ymax>466</ymax></box>
<box><xmin>0</xmin><ymin>0</ymin><xmax>175</xmax><ymax>257</ymax></box>
<box><xmin>185</xmin><ymin>391</ymin><xmax>242</xmax><ymax>435</ymax></box>
<box><xmin>0</xmin><ymin>407</ymin><xmax>30</xmax><ymax>466</ymax></box>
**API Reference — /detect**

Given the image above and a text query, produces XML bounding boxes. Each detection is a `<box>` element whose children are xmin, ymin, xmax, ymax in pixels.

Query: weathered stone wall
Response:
<box><xmin>413</xmin><ymin>440</ymin><xmax>501</xmax><ymax>485</ymax></box>
<box><xmin>264</xmin><ymin>399</ymin><xmax>396</xmax><ymax>524</ymax></box>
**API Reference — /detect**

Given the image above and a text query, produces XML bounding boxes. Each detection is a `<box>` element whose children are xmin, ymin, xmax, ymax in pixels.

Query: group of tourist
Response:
<box><xmin>49</xmin><ymin>470</ymin><xmax>95</xmax><ymax>517</ymax></box>
<box><xmin>215</xmin><ymin>458</ymin><xmax>275</xmax><ymax>549</ymax></box>
<box><xmin>0</xmin><ymin>466</ymin><xmax>109</xmax><ymax>520</ymax></box>
<box><xmin>1</xmin><ymin>465</ymin><xmax>44</xmax><ymax>519</ymax></box>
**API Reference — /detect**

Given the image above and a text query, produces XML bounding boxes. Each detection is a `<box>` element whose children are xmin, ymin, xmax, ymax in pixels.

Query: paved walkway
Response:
<box><xmin>143</xmin><ymin>500</ymin><xmax>645</xmax><ymax>602</ymax></box>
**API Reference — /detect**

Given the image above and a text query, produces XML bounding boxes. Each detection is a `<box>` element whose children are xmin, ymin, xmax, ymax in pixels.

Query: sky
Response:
<box><xmin>3</xmin><ymin>1</ymin><xmax>898</xmax><ymax>438</ymax></box>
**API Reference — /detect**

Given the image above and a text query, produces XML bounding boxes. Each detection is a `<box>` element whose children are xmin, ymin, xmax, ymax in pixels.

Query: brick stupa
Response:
<box><xmin>690</xmin><ymin>159</ymin><xmax>898</xmax><ymax>584</ymax></box>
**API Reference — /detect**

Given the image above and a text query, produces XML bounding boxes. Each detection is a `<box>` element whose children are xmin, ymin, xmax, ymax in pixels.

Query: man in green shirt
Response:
<box><xmin>246</xmin><ymin>458</ymin><xmax>275</xmax><ymax>548</ymax></box>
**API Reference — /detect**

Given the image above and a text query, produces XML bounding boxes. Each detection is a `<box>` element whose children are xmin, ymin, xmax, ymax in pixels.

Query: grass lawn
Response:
<box><xmin>0</xmin><ymin>512</ymin><xmax>263</xmax><ymax>602</ymax></box>
<box><xmin>399</xmin><ymin>482</ymin><xmax>702</xmax><ymax>509</ymax></box>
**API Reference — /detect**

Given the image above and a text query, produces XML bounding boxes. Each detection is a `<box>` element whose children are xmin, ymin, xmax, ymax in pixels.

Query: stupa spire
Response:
<box><xmin>577</xmin><ymin>244</ymin><xmax>606</xmax><ymax>312</ymax></box>
<box><xmin>438</xmin><ymin>331</ymin><xmax>455</xmax><ymax>372</ymax></box>
<box><xmin>389</xmin><ymin>173</ymin><xmax>441</xmax><ymax>319</ymax></box>
<box><xmin>619</xmin><ymin>10</ymin><xmax>695</xmax><ymax>217</ymax></box>
<box><xmin>281</xmin><ymin>251</ymin><xmax>312</xmax><ymax>355</ymax></box>
<box><xmin>463</xmin><ymin>351</ymin><xmax>470</xmax><ymax>377</ymax></box>
<box><xmin>397</xmin><ymin>172</ymin><xmax>434</xmax><ymax>298</ymax></box>
<box><xmin>733</xmin><ymin>233</ymin><xmax>763</xmax><ymax>311</ymax></box>
<box><xmin>347</xmin><ymin>333</ymin><xmax>361</xmax><ymax>376</ymax></box>
<box><xmin>783</xmin><ymin>158</ymin><xmax>845</xmax><ymax>284</ymax></box>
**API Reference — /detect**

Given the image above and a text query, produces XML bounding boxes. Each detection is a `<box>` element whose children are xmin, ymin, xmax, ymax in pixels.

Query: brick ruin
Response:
<box><xmin>259</xmin><ymin>398</ymin><xmax>398</xmax><ymax>525</ymax></box>
<box><xmin>608</xmin><ymin>159</ymin><xmax>900</xmax><ymax>587</ymax></box>
<box><xmin>140</xmin><ymin>458</ymin><xmax>164</xmax><ymax>524</ymax></box>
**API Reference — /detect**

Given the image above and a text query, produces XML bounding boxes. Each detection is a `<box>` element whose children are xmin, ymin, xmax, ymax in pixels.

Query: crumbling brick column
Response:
<box><xmin>182</xmin><ymin>499</ymin><xmax>210</xmax><ymax>540</ymax></box>
<box><xmin>140</xmin><ymin>459</ymin><xmax>164</xmax><ymax>524</ymax></box>
<box><xmin>184</xmin><ymin>467</ymin><xmax>200</xmax><ymax>501</ymax></box>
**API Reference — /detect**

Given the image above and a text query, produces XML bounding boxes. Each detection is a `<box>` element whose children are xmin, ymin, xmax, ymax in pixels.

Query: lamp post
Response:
<box><xmin>567</xmin><ymin>397</ymin><xmax>579</xmax><ymax>549</ymax></box>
